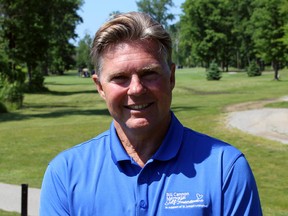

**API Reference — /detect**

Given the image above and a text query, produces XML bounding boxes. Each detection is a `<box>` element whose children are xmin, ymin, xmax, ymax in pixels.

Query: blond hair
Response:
<box><xmin>91</xmin><ymin>12</ymin><xmax>172</xmax><ymax>75</ymax></box>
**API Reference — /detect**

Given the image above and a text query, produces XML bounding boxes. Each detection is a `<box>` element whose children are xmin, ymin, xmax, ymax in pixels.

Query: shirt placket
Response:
<box><xmin>136</xmin><ymin>167</ymin><xmax>149</xmax><ymax>216</ymax></box>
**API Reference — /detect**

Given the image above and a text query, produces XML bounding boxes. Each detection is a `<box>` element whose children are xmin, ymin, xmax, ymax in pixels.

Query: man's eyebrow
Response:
<box><xmin>140</xmin><ymin>64</ymin><xmax>161</xmax><ymax>71</ymax></box>
<box><xmin>108</xmin><ymin>71</ymin><xmax>127</xmax><ymax>78</ymax></box>
<box><xmin>108</xmin><ymin>64</ymin><xmax>161</xmax><ymax>76</ymax></box>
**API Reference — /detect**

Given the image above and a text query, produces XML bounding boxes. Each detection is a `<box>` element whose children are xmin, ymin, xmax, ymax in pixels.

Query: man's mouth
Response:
<box><xmin>125</xmin><ymin>103</ymin><xmax>152</xmax><ymax>110</ymax></box>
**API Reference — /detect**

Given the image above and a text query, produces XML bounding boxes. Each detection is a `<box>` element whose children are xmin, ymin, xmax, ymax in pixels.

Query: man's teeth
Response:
<box><xmin>129</xmin><ymin>104</ymin><xmax>149</xmax><ymax>110</ymax></box>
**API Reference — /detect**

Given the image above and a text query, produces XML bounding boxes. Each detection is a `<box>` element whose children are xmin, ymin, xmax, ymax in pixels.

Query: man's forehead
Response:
<box><xmin>104</xmin><ymin>40</ymin><xmax>160</xmax><ymax>55</ymax></box>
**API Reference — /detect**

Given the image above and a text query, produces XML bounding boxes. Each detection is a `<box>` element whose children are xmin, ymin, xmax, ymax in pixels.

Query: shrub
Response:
<box><xmin>25</xmin><ymin>70</ymin><xmax>47</xmax><ymax>92</ymax></box>
<box><xmin>206</xmin><ymin>61</ymin><xmax>222</xmax><ymax>80</ymax></box>
<box><xmin>0</xmin><ymin>79</ymin><xmax>24</xmax><ymax>110</ymax></box>
<box><xmin>247</xmin><ymin>61</ymin><xmax>261</xmax><ymax>77</ymax></box>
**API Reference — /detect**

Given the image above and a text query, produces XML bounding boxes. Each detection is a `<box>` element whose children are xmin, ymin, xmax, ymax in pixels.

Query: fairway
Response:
<box><xmin>0</xmin><ymin>68</ymin><xmax>287</xmax><ymax>215</ymax></box>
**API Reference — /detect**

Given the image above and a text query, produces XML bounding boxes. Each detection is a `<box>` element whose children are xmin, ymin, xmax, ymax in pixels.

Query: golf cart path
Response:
<box><xmin>0</xmin><ymin>182</ymin><xmax>40</xmax><ymax>216</ymax></box>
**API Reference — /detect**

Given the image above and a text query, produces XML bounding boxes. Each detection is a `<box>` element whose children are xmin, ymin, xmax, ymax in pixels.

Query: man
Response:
<box><xmin>40</xmin><ymin>12</ymin><xmax>262</xmax><ymax>215</ymax></box>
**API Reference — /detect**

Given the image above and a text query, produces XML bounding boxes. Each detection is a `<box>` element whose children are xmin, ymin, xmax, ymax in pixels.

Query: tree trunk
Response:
<box><xmin>272</xmin><ymin>61</ymin><xmax>280</xmax><ymax>80</ymax></box>
<box><xmin>27</xmin><ymin>64</ymin><xmax>33</xmax><ymax>87</ymax></box>
<box><xmin>236</xmin><ymin>51</ymin><xmax>241</xmax><ymax>69</ymax></box>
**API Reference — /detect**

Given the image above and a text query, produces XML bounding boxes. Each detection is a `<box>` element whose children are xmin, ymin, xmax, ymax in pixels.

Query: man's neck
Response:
<box><xmin>114</xmin><ymin>120</ymin><xmax>170</xmax><ymax>168</ymax></box>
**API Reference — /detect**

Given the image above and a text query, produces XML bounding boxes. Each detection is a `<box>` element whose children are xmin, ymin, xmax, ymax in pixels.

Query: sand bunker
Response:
<box><xmin>227</xmin><ymin>96</ymin><xmax>288</xmax><ymax>144</ymax></box>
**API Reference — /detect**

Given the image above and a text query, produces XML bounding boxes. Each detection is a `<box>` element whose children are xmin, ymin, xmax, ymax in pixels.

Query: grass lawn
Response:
<box><xmin>265</xmin><ymin>101</ymin><xmax>288</xmax><ymax>108</ymax></box>
<box><xmin>0</xmin><ymin>210</ymin><xmax>19</xmax><ymax>216</ymax></box>
<box><xmin>0</xmin><ymin>68</ymin><xmax>287</xmax><ymax>215</ymax></box>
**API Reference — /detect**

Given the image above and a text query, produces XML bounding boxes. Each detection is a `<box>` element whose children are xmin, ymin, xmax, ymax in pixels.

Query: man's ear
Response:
<box><xmin>170</xmin><ymin>63</ymin><xmax>176</xmax><ymax>90</ymax></box>
<box><xmin>92</xmin><ymin>74</ymin><xmax>106</xmax><ymax>100</ymax></box>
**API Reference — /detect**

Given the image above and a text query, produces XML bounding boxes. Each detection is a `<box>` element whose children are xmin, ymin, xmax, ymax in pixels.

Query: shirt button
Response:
<box><xmin>140</xmin><ymin>200</ymin><xmax>147</xmax><ymax>209</ymax></box>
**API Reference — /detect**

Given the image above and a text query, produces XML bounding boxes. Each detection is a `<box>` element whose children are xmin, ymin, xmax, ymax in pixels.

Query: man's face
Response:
<box><xmin>94</xmin><ymin>40</ymin><xmax>175</xmax><ymax>133</ymax></box>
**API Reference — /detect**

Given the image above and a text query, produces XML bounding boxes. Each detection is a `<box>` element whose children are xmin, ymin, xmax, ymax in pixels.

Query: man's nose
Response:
<box><xmin>127</xmin><ymin>76</ymin><xmax>146</xmax><ymax>96</ymax></box>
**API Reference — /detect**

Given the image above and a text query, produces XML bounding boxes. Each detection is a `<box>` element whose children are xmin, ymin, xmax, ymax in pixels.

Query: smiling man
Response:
<box><xmin>94</xmin><ymin>40</ymin><xmax>175</xmax><ymax>167</ymax></box>
<box><xmin>40</xmin><ymin>12</ymin><xmax>262</xmax><ymax>215</ymax></box>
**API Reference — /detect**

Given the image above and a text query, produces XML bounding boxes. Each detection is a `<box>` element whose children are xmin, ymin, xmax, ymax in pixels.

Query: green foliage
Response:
<box><xmin>76</xmin><ymin>33</ymin><xmax>94</xmax><ymax>70</ymax></box>
<box><xmin>206</xmin><ymin>61</ymin><xmax>222</xmax><ymax>80</ymax></box>
<box><xmin>0</xmin><ymin>64</ymin><xmax>25</xmax><ymax>111</ymax></box>
<box><xmin>178</xmin><ymin>0</ymin><xmax>288</xmax><ymax>79</ymax></box>
<box><xmin>0</xmin><ymin>65</ymin><xmax>26</xmax><ymax>84</ymax></box>
<box><xmin>0</xmin><ymin>78</ymin><xmax>24</xmax><ymax>110</ymax></box>
<box><xmin>180</xmin><ymin>0</ymin><xmax>235</xmax><ymax>69</ymax></box>
<box><xmin>25</xmin><ymin>70</ymin><xmax>47</xmax><ymax>93</ymax></box>
<box><xmin>136</xmin><ymin>0</ymin><xmax>175</xmax><ymax>28</ymax></box>
<box><xmin>0</xmin><ymin>41</ymin><xmax>10</xmax><ymax>74</ymax></box>
<box><xmin>47</xmin><ymin>43</ymin><xmax>76</xmax><ymax>75</ymax></box>
<box><xmin>249</xmin><ymin>0</ymin><xmax>287</xmax><ymax>79</ymax></box>
<box><xmin>247</xmin><ymin>61</ymin><xmax>261</xmax><ymax>77</ymax></box>
<box><xmin>0</xmin><ymin>0</ymin><xmax>83</xmax><ymax>86</ymax></box>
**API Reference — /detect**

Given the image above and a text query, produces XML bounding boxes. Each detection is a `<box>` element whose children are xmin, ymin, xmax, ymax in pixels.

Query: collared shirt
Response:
<box><xmin>40</xmin><ymin>112</ymin><xmax>262</xmax><ymax>215</ymax></box>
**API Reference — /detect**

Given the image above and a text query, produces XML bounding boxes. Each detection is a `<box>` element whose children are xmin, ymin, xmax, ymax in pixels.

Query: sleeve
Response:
<box><xmin>222</xmin><ymin>155</ymin><xmax>263</xmax><ymax>216</ymax></box>
<box><xmin>39</xmin><ymin>164</ymin><xmax>70</xmax><ymax>216</ymax></box>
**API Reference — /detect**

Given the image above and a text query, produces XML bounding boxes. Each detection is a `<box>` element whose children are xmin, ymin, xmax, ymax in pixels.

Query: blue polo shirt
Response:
<box><xmin>40</xmin><ymin>112</ymin><xmax>262</xmax><ymax>215</ymax></box>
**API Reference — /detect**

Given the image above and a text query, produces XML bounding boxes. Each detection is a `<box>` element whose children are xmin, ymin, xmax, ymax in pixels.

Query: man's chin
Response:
<box><xmin>125</xmin><ymin>118</ymin><xmax>151</xmax><ymax>130</ymax></box>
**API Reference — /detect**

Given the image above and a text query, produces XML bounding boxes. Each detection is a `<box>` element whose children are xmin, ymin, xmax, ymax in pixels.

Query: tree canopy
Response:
<box><xmin>0</xmin><ymin>0</ymin><xmax>83</xmax><ymax>111</ymax></box>
<box><xmin>75</xmin><ymin>33</ymin><xmax>93</xmax><ymax>71</ymax></box>
<box><xmin>0</xmin><ymin>0</ymin><xmax>83</xmax><ymax>88</ymax></box>
<box><xmin>2</xmin><ymin>0</ymin><xmax>288</xmax><ymax>112</ymax></box>
<box><xmin>178</xmin><ymin>0</ymin><xmax>288</xmax><ymax>79</ymax></box>
<box><xmin>136</xmin><ymin>0</ymin><xmax>176</xmax><ymax>28</ymax></box>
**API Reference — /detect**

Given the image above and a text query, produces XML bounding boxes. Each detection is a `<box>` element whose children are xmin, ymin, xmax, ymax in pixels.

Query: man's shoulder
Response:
<box><xmin>50</xmin><ymin>130</ymin><xmax>111</xmax><ymax>165</ymax></box>
<box><xmin>182</xmin><ymin>127</ymin><xmax>243</xmax><ymax>159</ymax></box>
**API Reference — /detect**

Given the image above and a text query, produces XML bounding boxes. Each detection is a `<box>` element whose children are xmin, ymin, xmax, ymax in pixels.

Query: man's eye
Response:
<box><xmin>111</xmin><ymin>76</ymin><xmax>128</xmax><ymax>83</ymax></box>
<box><xmin>143</xmin><ymin>71</ymin><xmax>158</xmax><ymax>80</ymax></box>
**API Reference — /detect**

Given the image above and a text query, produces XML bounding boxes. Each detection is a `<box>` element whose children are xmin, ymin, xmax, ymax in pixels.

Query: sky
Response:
<box><xmin>74</xmin><ymin>0</ymin><xmax>185</xmax><ymax>44</ymax></box>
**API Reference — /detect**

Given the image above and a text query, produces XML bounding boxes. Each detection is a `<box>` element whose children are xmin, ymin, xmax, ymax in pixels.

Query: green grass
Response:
<box><xmin>0</xmin><ymin>210</ymin><xmax>19</xmax><ymax>216</ymax></box>
<box><xmin>265</xmin><ymin>101</ymin><xmax>288</xmax><ymax>108</ymax></box>
<box><xmin>0</xmin><ymin>69</ymin><xmax>287</xmax><ymax>215</ymax></box>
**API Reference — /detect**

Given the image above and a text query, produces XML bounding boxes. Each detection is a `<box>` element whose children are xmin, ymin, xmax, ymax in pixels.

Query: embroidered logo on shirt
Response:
<box><xmin>164</xmin><ymin>192</ymin><xmax>208</xmax><ymax>209</ymax></box>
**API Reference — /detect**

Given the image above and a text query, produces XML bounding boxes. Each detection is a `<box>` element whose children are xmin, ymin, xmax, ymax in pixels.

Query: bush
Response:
<box><xmin>0</xmin><ymin>79</ymin><xmax>24</xmax><ymax>110</ymax></box>
<box><xmin>247</xmin><ymin>61</ymin><xmax>261</xmax><ymax>77</ymax></box>
<box><xmin>25</xmin><ymin>70</ymin><xmax>47</xmax><ymax>92</ymax></box>
<box><xmin>206</xmin><ymin>61</ymin><xmax>222</xmax><ymax>80</ymax></box>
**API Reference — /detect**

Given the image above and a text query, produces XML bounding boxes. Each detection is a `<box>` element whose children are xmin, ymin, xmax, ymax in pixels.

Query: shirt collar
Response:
<box><xmin>109</xmin><ymin>112</ymin><xmax>184</xmax><ymax>164</ymax></box>
<box><xmin>109</xmin><ymin>123</ymin><xmax>130</xmax><ymax>164</ymax></box>
<box><xmin>152</xmin><ymin>112</ymin><xmax>184</xmax><ymax>161</ymax></box>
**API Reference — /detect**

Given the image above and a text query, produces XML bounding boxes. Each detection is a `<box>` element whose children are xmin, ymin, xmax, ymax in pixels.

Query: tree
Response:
<box><xmin>44</xmin><ymin>0</ymin><xmax>83</xmax><ymax>75</ymax></box>
<box><xmin>76</xmin><ymin>33</ymin><xmax>93</xmax><ymax>71</ymax></box>
<box><xmin>247</xmin><ymin>60</ymin><xmax>261</xmax><ymax>77</ymax></box>
<box><xmin>136</xmin><ymin>0</ymin><xmax>175</xmax><ymax>28</ymax></box>
<box><xmin>0</xmin><ymin>0</ymin><xmax>83</xmax><ymax>91</ymax></box>
<box><xmin>279</xmin><ymin>0</ymin><xmax>288</xmax><ymax>64</ymax></box>
<box><xmin>180</xmin><ymin>0</ymin><xmax>235</xmax><ymax>70</ymax></box>
<box><xmin>229</xmin><ymin>0</ymin><xmax>255</xmax><ymax>69</ymax></box>
<box><xmin>248</xmin><ymin>0</ymin><xmax>288</xmax><ymax>80</ymax></box>
<box><xmin>168</xmin><ymin>21</ymin><xmax>182</xmax><ymax>66</ymax></box>
<box><xmin>0</xmin><ymin>0</ymin><xmax>55</xmax><ymax>88</ymax></box>
<box><xmin>109</xmin><ymin>11</ymin><xmax>121</xmax><ymax>18</ymax></box>
<box><xmin>206</xmin><ymin>60</ymin><xmax>222</xmax><ymax>80</ymax></box>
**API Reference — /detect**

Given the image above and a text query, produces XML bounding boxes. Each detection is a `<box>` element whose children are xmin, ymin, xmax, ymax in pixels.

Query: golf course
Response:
<box><xmin>0</xmin><ymin>68</ymin><xmax>287</xmax><ymax>215</ymax></box>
